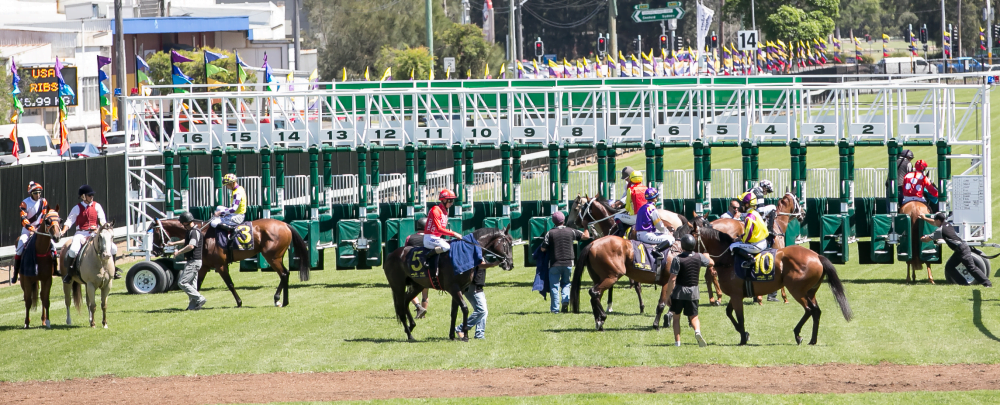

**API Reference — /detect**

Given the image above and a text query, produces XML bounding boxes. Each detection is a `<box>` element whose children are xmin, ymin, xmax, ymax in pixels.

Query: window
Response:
<box><xmin>79</xmin><ymin>77</ymin><xmax>99</xmax><ymax>113</ymax></box>
<box><xmin>27</xmin><ymin>136</ymin><xmax>50</xmax><ymax>152</ymax></box>
<box><xmin>0</xmin><ymin>138</ymin><xmax>26</xmax><ymax>155</ymax></box>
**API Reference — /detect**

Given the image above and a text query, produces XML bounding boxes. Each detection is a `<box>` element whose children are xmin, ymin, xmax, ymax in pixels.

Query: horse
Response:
<box><xmin>900</xmin><ymin>201</ymin><xmax>934</xmax><ymax>283</ymax></box>
<box><xmin>60</xmin><ymin>222</ymin><xmax>116</xmax><ymax>328</ymax></box>
<box><xmin>150</xmin><ymin>217</ymin><xmax>311</xmax><ymax>307</ymax></box>
<box><xmin>689</xmin><ymin>211</ymin><xmax>853</xmax><ymax>345</ymax></box>
<box><xmin>18</xmin><ymin>207</ymin><xmax>63</xmax><ymax>329</ymax></box>
<box><xmin>566</xmin><ymin>194</ymin><xmax>710</xmax><ymax>312</ymax></box>
<box><xmin>384</xmin><ymin>227</ymin><xmax>514</xmax><ymax>341</ymax></box>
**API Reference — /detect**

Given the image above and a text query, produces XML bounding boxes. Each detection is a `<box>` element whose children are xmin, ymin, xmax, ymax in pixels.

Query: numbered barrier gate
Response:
<box><xmin>123</xmin><ymin>75</ymin><xmax>991</xmax><ymax>270</ymax></box>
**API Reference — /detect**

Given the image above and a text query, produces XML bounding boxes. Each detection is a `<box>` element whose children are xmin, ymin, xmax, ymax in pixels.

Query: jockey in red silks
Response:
<box><xmin>424</xmin><ymin>189</ymin><xmax>463</xmax><ymax>254</ymax></box>
<box><xmin>902</xmin><ymin>159</ymin><xmax>939</xmax><ymax>212</ymax></box>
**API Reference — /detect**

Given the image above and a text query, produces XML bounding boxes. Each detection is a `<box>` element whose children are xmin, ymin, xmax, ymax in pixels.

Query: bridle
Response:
<box><xmin>574</xmin><ymin>197</ymin><xmax>621</xmax><ymax>236</ymax></box>
<box><xmin>93</xmin><ymin>224</ymin><xmax>114</xmax><ymax>258</ymax></box>
<box><xmin>692</xmin><ymin>217</ymin><xmax>732</xmax><ymax>259</ymax></box>
<box><xmin>461</xmin><ymin>233</ymin><xmax>514</xmax><ymax>271</ymax></box>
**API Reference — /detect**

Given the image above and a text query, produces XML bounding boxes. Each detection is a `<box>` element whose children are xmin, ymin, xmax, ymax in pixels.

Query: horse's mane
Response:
<box><xmin>594</xmin><ymin>195</ymin><xmax>616</xmax><ymax>213</ymax></box>
<box><xmin>473</xmin><ymin>227</ymin><xmax>504</xmax><ymax>241</ymax></box>
<box><xmin>696</xmin><ymin>220</ymin><xmax>734</xmax><ymax>245</ymax></box>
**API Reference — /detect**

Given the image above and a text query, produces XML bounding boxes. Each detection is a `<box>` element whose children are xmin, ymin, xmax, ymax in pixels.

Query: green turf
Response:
<box><xmin>0</xmin><ymin>240</ymin><xmax>998</xmax><ymax>382</ymax></box>
<box><xmin>263</xmin><ymin>391</ymin><xmax>1000</xmax><ymax>405</ymax></box>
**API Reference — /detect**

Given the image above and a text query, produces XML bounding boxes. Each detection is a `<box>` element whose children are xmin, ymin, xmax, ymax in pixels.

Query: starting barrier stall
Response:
<box><xmin>122</xmin><ymin>75</ymin><xmax>991</xmax><ymax>287</ymax></box>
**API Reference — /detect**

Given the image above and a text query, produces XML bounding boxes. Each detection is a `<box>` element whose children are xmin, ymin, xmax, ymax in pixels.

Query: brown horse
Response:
<box><xmin>567</xmin><ymin>194</ymin><xmax>717</xmax><ymax>312</ymax></box>
<box><xmin>18</xmin><ymin>207</ymin><xmax>63</xmax><ymax>329</ymax></box>
<box><xmin>901</xmin><ymin>201</ymin><xmax>934</xmax><ymax>283</ymax></box>
<box><xmin>384</xmin><ymin>227</ymin><xmax>514</xmax><ymax>341</ymax></box>
<box><xmin>150</xmin><ymin>217</ymin><xmax>310</xmax><ymax>307</ymax></box>
<box><xmin>690</xmin><ymin>213</ymin><xmax>853</xmax><ymax>345</ymax></box>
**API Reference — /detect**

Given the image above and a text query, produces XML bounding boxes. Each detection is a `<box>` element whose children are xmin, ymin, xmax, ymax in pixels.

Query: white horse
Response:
<box><xmin>61</xmin><ymin>222</ymin><xmax>116</xmax><ymax>328</ymax></box>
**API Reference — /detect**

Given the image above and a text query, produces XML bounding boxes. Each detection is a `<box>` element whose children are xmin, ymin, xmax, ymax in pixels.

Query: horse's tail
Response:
<box><xmin>28</xmin><ymin>279</ymin><xmax>39</xmax><ymax>311</ymax></box>
<box><xmin>819</xmin><ymin>255</ymin><xmax>853</xmax><ymax>322</ymax></box>
<box><xmin>571</xmin><ymin>241</ymin><xmax>593</xmax><ymax>314</ymax></box>
<box><xmin>71</xmin><ymin>280</ymin><xmax>82</xmax><ymax>311</ymax></box>
<box><xmin>288</xmin><ymin>224</ymin><xmax>311</xmax><ymax>282</ymax></box>
<box><xmin>384</xmin><ymin>249</ymin><xmax>409</xmax><ymax>326</ymax></box>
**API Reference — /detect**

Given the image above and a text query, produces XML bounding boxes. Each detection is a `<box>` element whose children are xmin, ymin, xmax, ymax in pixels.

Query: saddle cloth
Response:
<box><xmin>629</xmin><ymin>240</ymin><xmax>657</xmax><ymax>274</ymax></box>
<box><xmin>215</xmin><ymin>222</ymin><xmax>255</xmax><ymax>251</ymax></box>
<box><xmin>734</xmin><ymin>248</ymin><xmax>778</xmax><ymax>282</ymax></box>
<box><xmin>405</xmin><ymin>246</ymin><xmax>444</xmax><ymax>290</ymax></box>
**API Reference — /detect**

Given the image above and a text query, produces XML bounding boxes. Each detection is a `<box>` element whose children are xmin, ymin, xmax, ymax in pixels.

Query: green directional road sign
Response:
<box><xmin>631</xmin><ymin>7</ymin><xmax>685</xmax><ymax>22</ymax></box>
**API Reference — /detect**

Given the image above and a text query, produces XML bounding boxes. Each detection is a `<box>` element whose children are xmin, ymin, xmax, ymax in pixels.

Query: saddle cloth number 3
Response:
<box><xmin>235</xmin><ymin>225</ymin><xmax>253</xmax><ymax>246</ymax></box>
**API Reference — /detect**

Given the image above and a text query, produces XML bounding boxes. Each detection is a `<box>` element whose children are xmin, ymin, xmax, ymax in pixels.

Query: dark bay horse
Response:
<box><xmin>901</xmin><ymin>201</ymin><xmax>934</xmax><ymax>283</ymax></box>
<box><xmin>151</xmin><ymin>217</ymin><xmax>310</xmax><ymax>307</ymax></box>
<box><xmin>19</xmin><ymin>207</ymin><xmax>64</xmax><ymax>329</ymax></box>
<box><xmin>690</xmin><ymin>211</ymin><xmax>853</xmax><ymax>345</ymax></box>
<box><xmin>567</xmin><ymin>194</ymin><xmax>711</xmax><ymax>312</ymax></box>
<box><xmin>384</xmin><ymin>227</ymin><xmax>514</xmax><ymax>341</ymax></box>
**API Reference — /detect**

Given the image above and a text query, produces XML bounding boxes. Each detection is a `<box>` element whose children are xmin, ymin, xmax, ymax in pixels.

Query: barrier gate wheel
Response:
<box><xmin>126</xmin><ymin>261</ymin><xmax>168</xmax><ymax>294</ymax></box>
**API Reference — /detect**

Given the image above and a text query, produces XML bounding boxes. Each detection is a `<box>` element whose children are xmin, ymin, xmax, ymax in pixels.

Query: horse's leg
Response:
<box><xmin>263</xmin><ymin>251</ymin><xmax>290</xmax><ymax>307</ymax></box>
<box><xmin>101</xmin><ymin>283</ymin><xmax>110</xmax><ymax>329</ymax></box>
<box><xmin>22</xmin><ymin>282</ymin><xmax>31</xmax><ymax>329</ymax></box>
<box><xmin>808</xmin><ymin>296</ymin><xmax>822</xmax><ymax>345</ymax></box>
<box><xmin>589</xmin><ymin>276</ymin><xmax>619</xmax><ymax>331</ymax></box>
<box><xmin>633</xmin><ymin>280</ymin><xmax>645</xmax><ymax>314</ymax></box>
<box><xmin>41</xmin><ymin>278</ymin><xmax>51</xmax><ymax>328</ymax></box>
<box><xmin>725</xmin><ymin>301</ymin><xmax>740</xmax><ymax>332</ymax></box>
<box><xmin>448</xmin><ymin>292</ymin><xmax>459</xmax><ymax>340</ymax></box>
<box><xmin>652</xmin><ymin>284</ymin><xmax>670</xmax><ymax>330</ymax></box>
<box><xmin>63</xmin><ymin>281</ymin><xmax>72</xmax><ymax>325</ymax></box>
<box><xmin>780</xmin><ymin>287</ymin><xmax>789</xmax><ymax>303</ymax></box>
<box><xmin>456</xmin><ymin>288</ymin><xmax>470</xmax><ymax>342</ymax></box>
<box><xmin>925</xmin><ymin>263</ymin><xmax>935</xmax><ymax>284</ymax></box>
<box><xmin>704</xmin><ymin>268</ymin><xmax>716</xmax><ymax>304</ymax></box>
<box><xmin>403</xmin><ymin>284</ymin><xmax>423</xmax><ymax>332</ymax></box>
<box><xmin>605</xmin><ymin>282</ymin><xmax>613</xmax><ymax>313</ymax></box>
<box><xmin>217</xmin><ymin>267</ymin><xmax>242</xmax><ymax>308</ymax></box>
<box><xmin>792</xmin><ymin>300</ymin><xmax>814</xmax><ymax>346</ymax></box>
<box><xmin>86</xmin><ymin>283</ymin><xmax>97</xmax><ymax>328</ymax></box>
<box><xmin>734</xmin><ymin>299</ymin><xmax>749</xmax><ymax>345</ymax></box>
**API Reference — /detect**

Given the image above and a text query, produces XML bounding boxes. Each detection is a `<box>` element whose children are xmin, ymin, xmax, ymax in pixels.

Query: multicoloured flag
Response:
<box><xmin>54</xmin><ymin>57</ymin><xmax>71</xmax><ymax>155</ymax></box>
<box><xmin>981</xmin><ymin>27</ymin><xmax>987</xmax><ymax>51</ymax></box>
<box><xmin>235</xmin><ymin>51</ymin><xmax>248</xmax><ymax>86</ymax></box>
<box><xmin>172</xmin><ymin>65</ymin><xmax>193</xmax><ymax>93</ymax></box>
<box><xmin>882</xmin><ymin>34</ymin><xmax>890</xmax><ymax>57</ymax></box>
<box><xmin>944</xmin><ymin>30</ymin><xmax>952</xmax><ymax>57</ymax></box>
<box><xmin>171</xmin><ymin>50</ymin><xmax>193</xmax><ymax>64</ymax></box>
<box><xmin>8</xmin><ymin>58</ymin><xmax>23</xmax><ymax>161</ymax></box>
<box><xmin>264</xmin><ymin>53</ymin><xmax>275</xmax><ymax>90</ymax></box>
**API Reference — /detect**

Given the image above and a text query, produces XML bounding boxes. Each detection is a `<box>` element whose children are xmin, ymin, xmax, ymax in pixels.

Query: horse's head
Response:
<box><xmin>41</xmin><ymin>205</ymin><xmax>63</xmax><ymax>243</ymax></box>
<box><xmin>479</xmin><ymin>225</ymin><xmax>515</xmax><ymax>271</ymax></box>
<box><xmin>148</xmin><ymin>218</ymin><xmax>189</xmax><ymax>257</ymax></box>
<box><xmin>566</xmin><ymin>194</ymin><xmax>587</xmax><ymax>229</ymax></box>
<box><xmin>778</xmin><ymin>191</ymin><xmax>806</xmax><ymax>227</ymax></box>
<box><xmin>95</xmin><ymin>222</ymin><xmax>116</xmax><ymax>259</ymax></box>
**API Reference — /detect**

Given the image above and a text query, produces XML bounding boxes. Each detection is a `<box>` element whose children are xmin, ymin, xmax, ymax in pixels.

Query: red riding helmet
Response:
<box><xmin>914</xmin><ymin>159</ymin><xmax>928</xmax><ymax>172</ymax></box>
<box><xmin>439</xmin><ymin>189</ymin><xmax>457</xmax><ymax>201</ymax></box>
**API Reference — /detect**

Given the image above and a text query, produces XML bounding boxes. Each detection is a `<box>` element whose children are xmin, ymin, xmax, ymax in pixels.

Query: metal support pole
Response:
<box><xmin>418</xmin><ymin>148</ymin><xmax>428</xmax><ymax>216</ymax></box>
<box><xmin>597</xmin><ymin>141</ymin><xmax>608</xmax><ymax>198</ymax></box>
<box><xmin>559</xmin><ymin>145</ymin><xmax>570</xmax><ymax>210</ymax></box>
<box><xmin>509</xmin><ymin>0</ymin><xmax>517</xmax><ymax>68</ymax></box>
<box><xmin>838</xmin><ymin>140</ymin><xmax>855</xmax><ymax>214</ymax></box>
<box><xmin>654</xmin><ymin>143</ymin><xmax>664</xmax><ymax>209</ymax></box>
<box><xmin>323</xmin><ymin>149</ymin><xmax>333</xmax><ymax>207</ymax></box>
<box><xmin>114</xmin><ymin>0</ymin><xmax>126</xmax><ymax>129</ymax></box>
<box><xmin>405</xmin><ymin>144</ymin><xmax>416</xmax><ymax>217</ymax></box>
<box><xmin>212</xmin><ymin>149</ymin><xmax>224</xmax><ymax>206</ymax></box>
<box><xmin>643</xmin><ymin>140</ymin><xmax>655</xmax><ymax>203</ymax></box>
<box><xmin>512</xmin><ymin>147</ymin><xmax>523</xmax><ymax>211</ymax></box>
<box><xmin>936</xmin><ymin>139</ymin><xmax>951</xmax><ymax>212</ymax></box>
<box><xmin>452</xmin><ymin>145</ymin><xmax>464</xmax><ymax>216</ymax></box>
<box><xmin>275</xmin><ymin>151</ymin><xmax>286</xmax><ymax>212</ymax></box>
<box><xmin>465</xmin><ymin>148</ymin><xmax>475</xmax><ymax>216</ymax></box>
<box><xmin>426</xmin><ymin>0</ymin><xmax>435</xmax><ymax>62</ymax></box>
<box><xmin>607</xmin><ymin>147</ymin><xmax>617</xmax><ymax>199</ymax></box>
<box><xmin>501</xmin><ymin>142</ymin><xmax>512</xmax><ymax>216</ymax></box>
<box><xmin>886</xmin><ymin>139</ymin><xmax>900</xmax><ymax>214</ymax></box>
<box><xmin>292</xmin><ymin>0</ymin><xmax>301</xmax><ymax>70</ymax></box>
<box><xmin>357</xmin><ymin>145</ymin><xmax>368</xmax><ymax>219</ymax></box>
<box><xmin>309</xmin><ymin>146</ymin><xmax>320</xmax><ymax>220</ymax></box>
<box><xmin>261</xmin><ymin>147</ymin><xmax>272</xmax><ymax>219</ymax></box>
<box><xmin>180</xmin><ymin>154</ymin><xmax>190</xmax><ymax>212</ymax></box>
<box><xmin>371</xmin><ymin>150</ymin><xmax>381</xmax><ymax>218</ymax></box>
<box><xmin>548</xmin><ymin>143</ymin><xmax>560</xmax><ymax>214</ymax></box>
<box><xmin>164</xmin><ymin>150</ymin><xmax>175</xmax><ymax>216</ymax></box>
<box><xmin>608</xmin><ymin>0</ymin><xmax>618</xmax><ymax>60</ymax></box>
<box><xmin>694</xmin><ymin>141</ymin><xmax>705</xmax><ymax>215</ymax></box>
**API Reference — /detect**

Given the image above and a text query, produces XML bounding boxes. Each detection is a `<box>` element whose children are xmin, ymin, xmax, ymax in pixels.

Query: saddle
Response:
<box><xmin>215</xmin><ymin>222</ymin><xmax>255</xmax><ymax>253</ymax></box>
<box><xmin>733</xmin><ymin>248</ymin><xmax>778</xmax><ymax>282</ymax></box>
<box><xmin>629</xmin><ymin>240</ymin><xmax>671</xmax><ymax>284</ymax></box>
<box><xmin>405</xmin><ymin>246</ymin><xmax>444</xmax><ymax>290</ymax></box>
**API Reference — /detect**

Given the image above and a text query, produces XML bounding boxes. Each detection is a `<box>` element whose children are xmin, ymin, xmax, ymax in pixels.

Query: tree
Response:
<box><xmin>434</xmin><ymin>23</ymin><xmax>506</xmax><ymax>78</ymax></box>
<box><xmin>724</xmin><ymin>0</ymin><xmax>838</xmax><ymax>44</ymax></box>
<box><xmin>145</xmin><ymin>48</ymin><xmax>255</xmax><ymax>95</ymax></box>
<box><xmin>375</xmin><ymin>46</ymin><xmax>434</xmax><ymax>80</ymax></box>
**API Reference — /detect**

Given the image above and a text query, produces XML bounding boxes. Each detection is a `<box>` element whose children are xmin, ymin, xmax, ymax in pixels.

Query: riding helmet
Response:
<box><xmin>439</xmin><ymin>189</ymin><xmax>457</xmax><ymax>201</ymax></box>
<box><xmin>914</xmin><ymin>159</ymin><xmax>929</xmax><ymax>172</ymax></box>
<box><xmin>620</xmin><ymin>166</ymin><xmax>634</xmax><ymax>180</ymax></box>
<box><xmin>629</xmin><ymin>170</ymin><xmax>643</xmax><ymax>184</ymax></box>
<box><xmin>78</xmin><ymin>184</ymin><xmax>95</xmax><ymax>197</ymax></box>
<box><xmin>27</xmin><ymin>181</ymin><xmax>43</xmax><ymax>193</ymax></box>
<box><xmin>222</xmin><ymin>173</ymin><xmax>237</xmax><ymax>185</ymax></box>
<box><xmin>415</xmin><ymin>217</ymin><xmax>427</xmax><ymax>231</ymax></box>
<box><xmin>759</xmin><ymin>179</ymin><xmax>774</xmax><ymax>194</ymax></box>
<box><xmin>680</xmin><ymin>234</ymin><xmax>697</xmax><ymax>252</ymax></box>
<box><xmin>179</xmin><ymin>212</ymin><xmax>195</xmax><ymax>224</ymax></box>
<box><xmin>644</xmin><ymin>187</ymin><xmax>660</xmax><ymax>200</ymax></box>
<box><xmin>740</xmin><ymin>191</ymin><xmax>756</xmax><ymax>207</ymax></box>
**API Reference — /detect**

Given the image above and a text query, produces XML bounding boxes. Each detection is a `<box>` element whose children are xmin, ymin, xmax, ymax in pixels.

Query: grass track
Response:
<box><xmin>265</xmin><ymin>391</ymin><xmax>1000</xmax><ymax>405</ymax></box>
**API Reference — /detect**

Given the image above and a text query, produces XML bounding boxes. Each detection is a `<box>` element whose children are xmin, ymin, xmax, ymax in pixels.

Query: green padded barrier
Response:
<box><xmin>483</xmin><ymin>217</ymin><xmax>511</xmax><ymax>233</ymax></box>
<box><xmin>318</xmin><ymin>214</ymin><xmax>334</xmax><ymax>245</ymax></box>
<box><xmin>784</xmin><ymin>219</ymin><xmax>802</xmax><ymax>247</ymax></box>
<box><xmin>895</xmin><ymin>214</ymin><xmax>914</xmax><ymax>261</ymax></box>
<box><xmin>288</xmin><ymin>220</ymin><xmax>321</xmax><ymax>269</ymax></box>
<box><xmin>524</xmin><ymin>216</ymin><xmax>555</xmax><ymax>267</ymax></box>
<box><xmin>514</xmin><ymin>201</ymin><xmax>549</xmax><ymax>242</ymax></box>
<box><xmin>865</xmin><ymin>214</ymin><xmax>896</xmax><ymax>264</ymax></box>
<box><xmin>384</xmin><ymin>218</ymin><xmax>416</xmax><ymax>255</ymax></box>
<box><xmin>918</xmin><ymin>220</ymin><xmax>942</xmax><ymax>263</ymax></box>
<box><xmin>336</xmin><ymin>219</ymin><xmax>383</xmax><ymax>269</ymax></box>
<box><xmin>804</xmin><ymin>198</ymin><xmax>829</xmax><ymax>238</ymax></box>
<box><xmin>818</xmin><ymin>215</ymin><xmax>850</xmax><ymax>264</ymax></box>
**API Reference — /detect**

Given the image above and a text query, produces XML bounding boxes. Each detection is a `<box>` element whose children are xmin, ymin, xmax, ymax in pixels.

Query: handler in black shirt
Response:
<box><xmin>167</xmin><ymin>212</ymin><xmax>207</xmax><ymax>310</ymax></box>
<box><xmin>921</xmin><ymin>212</ymin><xmax>992</xmax><ymax>287</ymax></box>
<box><xmin>666</xmin><ymin>235</ymin><xmax>714</xmax><ymax>347</ymax></box>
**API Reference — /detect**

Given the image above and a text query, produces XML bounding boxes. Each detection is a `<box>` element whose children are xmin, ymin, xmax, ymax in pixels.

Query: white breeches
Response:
<box><xmin>614</xmin><ymin>213</ymin><xmax>637</xmax><ymax>225</ymax></box>
<box><xmin>210</xmin><ymin>211</ymin><xmax>244</xmax><ymax>227</ymax></box>
<box><xmin>67</xmin><ymin>230</ymin><xmax>118</xmax><ymax>258</ymax></box>
<box><xmin>423</xmin><ymin>235</ymin><xmax>451</xmax><ymax>252</ymax></box>
<box><xmin>756</xmin><ymin>204</ymin><xmax>776</xmax><ymax>218</ymax></box>
<box><xmin>15</xmin><ymin>228</ymin><xmax>56</xmax><ymax>255</ymax></box>
<box><xmin>730</xmin><ymin>240</ymin><xmax>768</xmax><ymax>254</ymax></box>
<box><xmin>638</xmin><ymin>231</ymin><xmax>674</xmax><ymax>246</ymax></box>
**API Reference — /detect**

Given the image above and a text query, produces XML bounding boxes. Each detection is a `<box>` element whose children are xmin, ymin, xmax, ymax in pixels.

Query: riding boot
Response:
<box><xmin>12</xmin><ymin>256</ymin><xmax>20</xmax><ymax>284</ymax></box>
<box><xmin>113</xmin><ymin>267</ymin><xmax>122</xmax><ymax>280</ymax></box>
<box><xmin>216</xmin><ymin>223</ymin><xmax>234</xmax><ymax>234</ymax></box>
<box><xmin>62</xmin><ymin>256</ymin><xmax>76</xmax><ymax>284</ymax></box>
<box><xmin>734</xmin><ymin>249</ymin><xmax>755</xmax><ymax>268</ymax></box>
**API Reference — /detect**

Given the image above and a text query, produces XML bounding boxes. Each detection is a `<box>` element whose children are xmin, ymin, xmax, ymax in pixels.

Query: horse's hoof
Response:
<box><xmin>23</xmin><ymin>324</ymin><xmax>29</xmax><ymax>329</ymax></box>
<box><xmin>639</xmin><ymin>307</ymin><xmax>645</xmax><ymax>314</ymax></box>
<box><xmin>237</xmin><ymin>301</ymin><xmax>243</xmax><ymax>308</ymax></box>
<box><xmin>795</xmin><ymin>336</ymin><xmax>803</xmax><ymax>345</ymax></box>
<box><xmin>740</xmin><ymin>332</ymin><xmax>750</xmax><ymax>345</ymax></box>
<box><xmin>274</xmin><ymin>301</ymin><xmax>281</xmax><ymax>307</ymax></box>
<box><xmin>44</xmin><ymin>320</ymin><xmax>50</xmax><ymax>329</ymax></box>
<box><xmin>460</xmin><ymin>337</ymin><xmax>469</xmax><ymax>342</ymax></box>
<box><xmin>595</xmin><ymin>321</ymin><xmax>604</xmax><ymax>331</ymax></box>
<box><xmin>407</xmin><ymin>336</ymin><xmax>415</xmax><ymax>341</ymax></box>
<box><xmin>103</xmin><ymin>324</ymin><xmax>108</xmax><ymax>329</ymax></box>
<box><xmin>607</xmin><ymin>307</ymin><xmax>614</xmax><ymax>313</ymax></box>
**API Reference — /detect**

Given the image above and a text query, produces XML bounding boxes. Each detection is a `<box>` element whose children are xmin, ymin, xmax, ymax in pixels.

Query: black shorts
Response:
<box><xmin>669</xmin><ymin>299</ymin><xmax>698</xmax><ymax>317</ymax></box>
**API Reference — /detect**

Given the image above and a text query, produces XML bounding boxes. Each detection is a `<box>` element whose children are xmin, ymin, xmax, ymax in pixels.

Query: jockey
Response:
<box><xmin>210</xmin><ymin>173</ymin><xmax>247</xmax><ymax>234</ymax></box>
<box><xmin>424</xmin><ymin>189</ymin><xmax>463</xmax><ymax>254</ymax></box>
<box><xmin>636</xmin><ymin>188</ymin><xmax>675</xmax><ymax>260</ymax></box>
<box><xmin>613</xmin><ymin>169</ymin><xmax>647</xmax><ymax>227</ymax></box>
<box><xmin>744</xmin><ymin>179</ymin><xmax>776</xmax><ymax>218</ymax></box>
<box><xmin>729</xmin><ymin>192</ymin><xmax>770</xmax><ymax>268</ymax></box>
<box><xmin>62</xmin><ymin>185</ymin><xmax>116</xmax><ymax>283</ymax></box>
<box><xmin>13</xmin><ymin>181</ymin><xmax>53</xmax><ymax>283</ymax></box>
<box><xmin>902</xmin><ymin>159</ymin><xmax>939</xmax><ymax>212</ymax></box>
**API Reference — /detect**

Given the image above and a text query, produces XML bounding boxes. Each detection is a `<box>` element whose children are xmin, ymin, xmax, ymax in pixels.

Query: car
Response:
<box><xmin>933</xmin><ymin>57</ymin><xmax>988</xmax><ymax>73</ymax></box>
<box><xmin>878</xmin><ymin>57</ymin><xmax>937</xmax><ymax>74</ymax></box>
<box><xmin>102</xmin><ymin>130</ymin><xmax>160</xmax><ymax>154</ymax></box>
<box><xmin>60</xmin><ymin>142</ymin><xmax>103</xmax><ymax>158</ymax></box>
<box><xmin>0</xmin><ymin>123</ymin><xmax>64</xmax><ymax>166</ymax></box>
